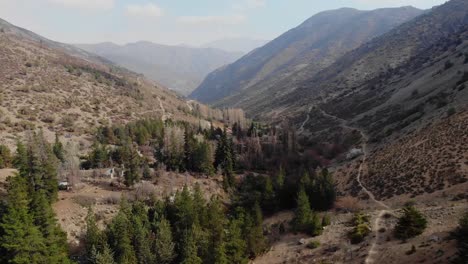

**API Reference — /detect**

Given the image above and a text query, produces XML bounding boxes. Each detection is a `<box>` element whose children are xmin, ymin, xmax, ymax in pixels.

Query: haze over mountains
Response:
<box><xmin>200</xmin><ymin>38</ymin><xmax>270</xmax><ymax>53</ymax></box>
<box><xmin>76</xmin><ymin>41</ymin><xmax>243</xmax><ymax>95</ymax></box>
<box><xmin>190</xmin><ymin>6</ymin><xmax>424</xmax><ymax>104</ymax></box>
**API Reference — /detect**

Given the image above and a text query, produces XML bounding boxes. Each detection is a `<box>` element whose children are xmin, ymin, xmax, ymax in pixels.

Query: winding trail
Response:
<box><xmin>302</xmin><ymin>105</ymin><xmax>391</xmax><ymax>264</ymax></box>
<box><xmin>298</xmin><ymin>106</ymin><xmax>313</xmax><ymax>134</ymax></box>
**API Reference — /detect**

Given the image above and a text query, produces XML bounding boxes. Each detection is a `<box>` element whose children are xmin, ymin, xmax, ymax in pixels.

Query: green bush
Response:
<box><xmin>394</xmin><ymin>206</ymin><xmax>427</xmax><ymax>240</ymax></box>
<box><xmin>348</xmin><ymin>213</ymin><xmax>371</xmax><ymax>244</ymax></box>
<box><xmin>0</xmin><ymin>145</ymin><xmax>12</xmax><ymax>169</ymax></box>
<box><xmin>307</xmin><ymin>240</ymin><xmax>320</xmax><ymax>249</ymax></box>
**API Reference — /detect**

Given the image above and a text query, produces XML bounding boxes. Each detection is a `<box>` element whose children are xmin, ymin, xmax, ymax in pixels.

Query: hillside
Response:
<box><xmin>270</xmin><ymin>0</ymin><xmax>468</xmax><ymax>201</ymax></box>
<box><xmin>76</xmin><ymin>42</ymin><xmax>243</xmax><ymax>96</ymax></box>
<box><xmin>0</xmin><ymin>18</ymin><xmax>225</xmax><ymax>150</ymax></box>
<box><xmin>190</xmin><ymin>6</ymin><xmax>423</xmax><ymax>104</ymax></box>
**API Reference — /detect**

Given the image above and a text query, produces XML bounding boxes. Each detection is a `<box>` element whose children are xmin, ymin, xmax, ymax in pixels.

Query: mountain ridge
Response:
<box><xmin>190</xmin><ymin>6</ymin><xmax>424</xmax><ymax>104</ymax></box>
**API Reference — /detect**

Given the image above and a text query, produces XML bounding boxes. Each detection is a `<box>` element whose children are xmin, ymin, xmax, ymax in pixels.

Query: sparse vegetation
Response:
<box><xmin>307</xmin><ymin>240</ymin><xmax>321</xmax><ymax>249</ymax></box>
<box><xmin>348</xmin><ymin>212</ymin><xmax>371</xmax><ymax>244</ymax></box>
<box><xmin>0</xmin><ymin>144</ymin><xmax>12</xmax><ymax>168</ymax></box>
<box><xmin>394</xmin><ymin>205</ymin><xmax>427</xmax><ymax>240</ymax></box>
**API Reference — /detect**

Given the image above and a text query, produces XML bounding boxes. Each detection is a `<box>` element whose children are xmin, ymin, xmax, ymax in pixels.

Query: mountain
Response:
<box><xmin>241</xmin><ymin>0</ymin><xmax>468</xmax><ymax>201</ymax></box>
<box><xmin>76</xmin><ymin>42</ymin><xmax>243</xmax><ymax>96</ymax></box>
<box><xmin>201</xmin><ymin>38</ymin><xmax>269</xmax><ymax>53</ymax></box>
<box><xmin>0</xmin><ymin>18</ymin><xmax>222</xmax><ymax>149</ymax></box>
<box><xmin>190</xmin><ymin>6</ymin><xmax>423</xmax><ymax>104</ymax></box>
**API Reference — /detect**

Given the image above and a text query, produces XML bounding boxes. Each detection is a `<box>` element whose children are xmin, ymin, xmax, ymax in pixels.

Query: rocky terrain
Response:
<box><xmin>0</xmin><ymin>20</ymin><xmax>229</xmax><ymax>151</ymax></box>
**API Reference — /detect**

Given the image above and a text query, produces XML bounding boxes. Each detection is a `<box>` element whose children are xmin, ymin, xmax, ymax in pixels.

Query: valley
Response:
<box><xmin>0</xmin><ymin>0</ymin><xmax>467</xmax><ymax>263</ymax></box>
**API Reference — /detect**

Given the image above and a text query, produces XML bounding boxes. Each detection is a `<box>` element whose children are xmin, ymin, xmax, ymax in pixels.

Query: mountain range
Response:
<box><xmin>191</xmin><ymin>0</ymin><xmax>468</xmax><ymax>205</ymax></box>
<box><xmin>190</xmin><ymin>6</ymin><xmax>424</xmax><ymax>104</ymax></box>
<box><xmin>76</xmin><ymin>41</ymin><xmax>243</xmax><ymax>95</ymax></box>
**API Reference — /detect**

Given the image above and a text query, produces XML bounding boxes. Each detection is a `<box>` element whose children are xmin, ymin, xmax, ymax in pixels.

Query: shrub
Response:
<box><xmin>0</xmin><ymin>145</ymin><xmax>12</xmax><ymax>168</ymax></box>
<box><xmin>394</xmin><ymin>205</ymin><xmax>427</xmax><ymax>240</ymax></box>
<box><xmin>307</xmin><ymin>240</ymin><xmax>320</xmax><ymax>249</ymax></box>
<box><xmin>447</xmin><ymin>107</ymin><xmax>456</xmax><ymax>117</ymax></box>
<box><xmin>348</xmin><ymin>213</ymin><xmax>371</xmax><ymax>244</ymax></box>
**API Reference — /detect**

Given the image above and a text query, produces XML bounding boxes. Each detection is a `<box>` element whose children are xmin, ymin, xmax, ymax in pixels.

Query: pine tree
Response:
<box><xmin>0</xmin><ymin>144</ymin><xmax>12</xmax><ymax>169</ymax></box>
<box><xmin>92</xmin><ymin>243</ymin><xmax>116</xmax><ymax>264</ymax></box>
<box><xmin>225</xmin><ymin>218</ymin><xmax>248</xmax><ymax>264</ymax></box>
<box><xmin>245</xmin><ymin>202</ymin><xmax>266</xmax><ymax>257</ymax></box>
<box><xmin>123</xmin><ymin>145</ymin><xmax>141</xmax><ymax>187</ymax></box>
<box><xmin>19</xmin><ymin>132</ymin><xmax>60</xmax><ymax>203</ymax></box>
<box><xmin>154</xmin><ymin>217</ymin><xmax>175</xmax><ymax>264</ymax></box>
<box><xmin>215</xmin><ymin>129</ymin><xmax>235</xmax><ymax>188</ymax></box>
<box><xmin>30</xmin><ymin>190</ymin><xmax>70</xmax><ymax>263</ymax></box>
<box><xmin>13</xmin><ymin>141</ymin><xmax>28</xmax><ymax>172</ymax></box>
<box><xmin>107</xmin><ymin>212</ymin><xmax>137</xmax><ymax>264</ymax></box>
<box><xmin>206</xmin><ymin>197</ymin><xmax>226</xmax><ymax>263</ymax></box>
<box><xmin>263</xmin><ymin>176</ymin><xmax>276</xmax><ymax>213</ymax></box>
<box><xmin>274</xmin><ymin>166</ymin><xmax>285</xmax><ymax>191</ymax></box>
<box><xmin>0</xmin><ymin>176</ymin><xmax>48</xmax><ymax>264</ymax></box>
<box><xmin>86</xmin><ymin>207</ymin><xmax>105</xmax><ymax>254</ymax></box>
<box><xmin>394</xmin><ymin>205</ymin><xmax>427</xmax><ymax>240</ymax></box>
<box><xmin>53</xmin><ymin>134</ymin><xmax>64</xmax><ymax>163</ymax></box>
<box><xmin>131</xmin><ymin>215</ymin><xmax>154</xmax><ymax>264</ymax></box>
<box><xmin>293</xmin><ymin>186</ymin><xmax>311</xmax><ymax>232</ymax></box>
<box><xmin>180</xmin><ymin>226</ymin><xmax>202</xmax><ymax>264</ymax></box>
<box><xmin>213</xmin><ymin>242</ymin><xmax>228</xmax><ymax>264</ymax></box>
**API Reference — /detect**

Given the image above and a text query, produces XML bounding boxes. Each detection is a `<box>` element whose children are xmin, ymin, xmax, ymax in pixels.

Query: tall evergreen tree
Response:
<box><xmin>293</xmin><ymin>186</ymin><xmax>311</xmax><ymax>232</ymax></box>
<box><xmin>13</xmin><ymin>141</ymin><xmax>27</xmax><ymax>172</ymax></box>
<box><xmin>180</xmin><ymin>226</ymin><xmax>202</xmax><ymax>264</ymax></box>
<box><xmin>225</xmin><ymin>218</ymin><xmax>248</xmax><ymax>264</ymax></box>
<box><xmin>53</xmin><ymin>134</ymin><xmax>64</xmax><ymax>163</ymax></box>
<box><xmin>154</xmin><ymin>217</ymin><xmax>175</xmax><ymax>264</ymax></box>
<box><xmin>0</xmin><ymin>144</ymin><xmax>12</xmax><ymax>169</ymax></box>
<box><xmin>91</xmin><ymin>243</ymin><xmax>116</xmax><ymax>264</ymax></box>
<box><xmin>123</xmin><ymin>145</ymin><xmax>141</xmax><ymax>187</ymax></box>
<box><xmin>215</xmin><ymin>129</ymin><xmax>235</xmax><ymax>188</ymax></box>
<box><xmin>30</xmin><ymin>191</ymin><xmax>70</xmax><ymax>263</ymax></box>
<box><xmin>107</xmin><ymin>212</ymin><xmax>137</xmax><ymax>264</ymax></box>
<box><xmin>0</xmin><ymin>176</ymin><xmax>48</xmax><ymax>264</ymax></box>
<box><xmin>86</xmin><ymin>207</ymin><xmax>105</xmax><ymax>254</ymax></box>
<box><xmin>245</xmin><ymin>202</ymin><xmax>266</xmax><ymax>257</ymax></box>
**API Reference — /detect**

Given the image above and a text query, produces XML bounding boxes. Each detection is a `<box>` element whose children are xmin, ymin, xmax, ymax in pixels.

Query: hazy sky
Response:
<box><xmin>0</xmin><ymin>0</ymin><xmax>447</xmax><ymax>46</ymax></box>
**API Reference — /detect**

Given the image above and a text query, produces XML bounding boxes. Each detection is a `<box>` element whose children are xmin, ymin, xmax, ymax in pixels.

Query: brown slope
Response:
<box><xmin>0</xmin><ymin>19</ymin><xmax>215</xmax><ymax>149</ymax></box>
<box><xmin>191</xmin><ymin>6</ymin><xmax>423</xmax><ymax>104</ymax></box>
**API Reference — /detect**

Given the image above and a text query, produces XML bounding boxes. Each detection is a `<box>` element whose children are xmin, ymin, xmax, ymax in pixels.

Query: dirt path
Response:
<box><xmin>313</xmin><ymin>106</ymin><xmax>390</xmax><ymax>264</ymax></box>
<box><xmin>298</xmin><ymin>106</ymin><xmax>313</xmax><ymax>134</ymax></box>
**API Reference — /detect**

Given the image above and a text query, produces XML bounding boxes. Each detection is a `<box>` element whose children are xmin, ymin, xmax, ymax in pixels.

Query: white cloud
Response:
<box><xmin>177</xmin><ymin>15</ymin><xmax>247</xmax><ymax>25</ymax></box>
<box><xmin>48</xmin><ymin>0</ymin><xmax>114</xmax><ymax>10</ymax></box>
<box><xmin>125</xmin><ymin>3</ymin><xmax>164</xmax><ymax>18</ymax></box>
